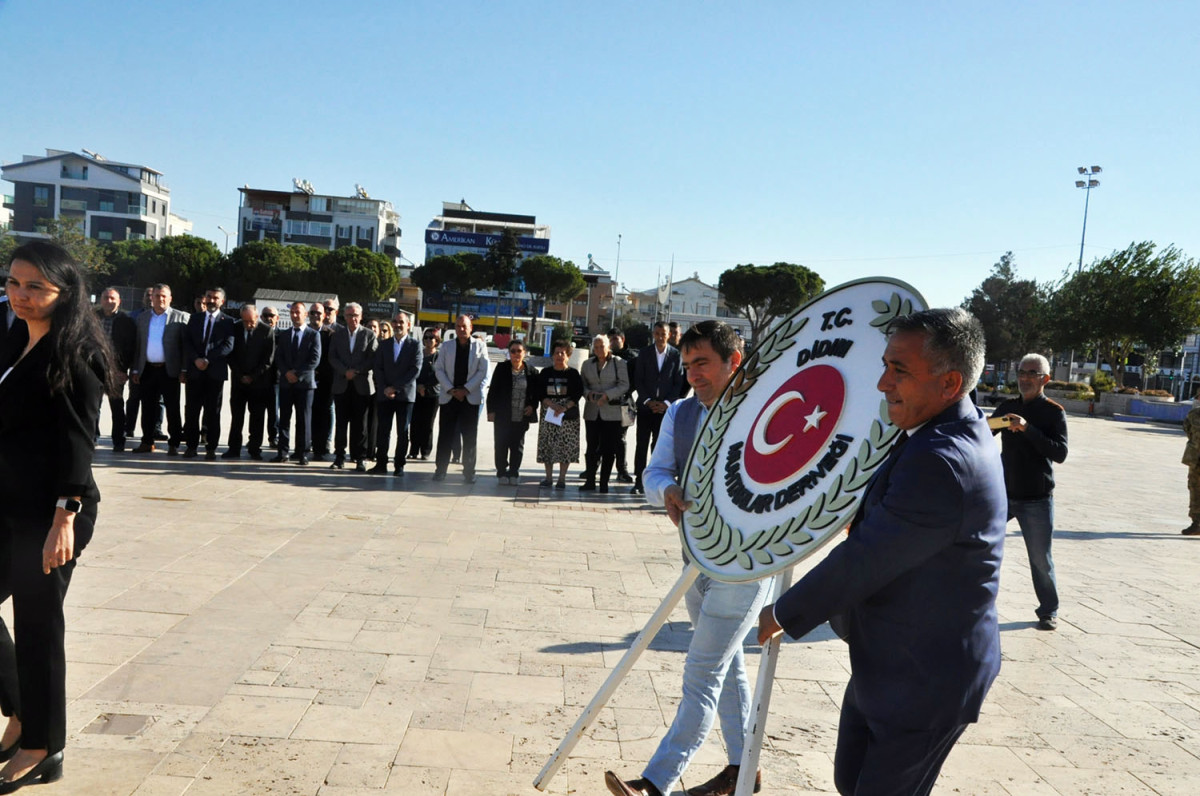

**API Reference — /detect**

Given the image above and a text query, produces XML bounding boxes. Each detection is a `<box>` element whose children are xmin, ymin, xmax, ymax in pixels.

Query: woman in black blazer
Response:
<box><xmin>485</xmin><ymin>339</ymin><xmax>540</xmax><ymax>484</ymax></box>
<box><xmin>0</xmin><ymin>242</ymin><xmax>116</xmax><ymax>792</ymax></box>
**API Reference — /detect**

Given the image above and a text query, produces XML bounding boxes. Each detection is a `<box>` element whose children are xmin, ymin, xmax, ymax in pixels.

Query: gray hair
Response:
<box><xmin>887</xmin><ymin>307</ymin><xmax>985</xmax><ymax>396</ymax></box>
<box><xmin>1020</xmin><ymin>353</ymin><xmax>1050</xmax><ymax>375</ymax></box>
<box><xmin>344</xmin><ymin>302</ymin><xmax>362</xmax><ymax>315</ymax></box>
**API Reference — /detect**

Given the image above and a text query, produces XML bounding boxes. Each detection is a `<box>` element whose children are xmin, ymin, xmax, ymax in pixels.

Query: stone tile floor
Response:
<box><xmin>16</xmin><ymin>412</ymin><xmax>1198</xmax><ymax>794</ymax></box>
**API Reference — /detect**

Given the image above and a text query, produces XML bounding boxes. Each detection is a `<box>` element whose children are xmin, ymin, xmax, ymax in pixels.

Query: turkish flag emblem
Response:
<box><xmin>742</xmin><ymin>364</ymin><xmax>846</xmax><ymax>486</ymax></box>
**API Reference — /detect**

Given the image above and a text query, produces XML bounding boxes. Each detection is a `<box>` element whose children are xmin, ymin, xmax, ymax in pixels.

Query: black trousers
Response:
<box><xmin>615</xmin><ymin>421</ymin><xmax>630</xmax><ymax>474</ymax></box>
<box><xmin>376</xmin><ymin>399</ymin><xmax>414</xmax><ymax>469</ymax></box>
<box><xmin>267</xmin><ymin>383</ymin><xmax>279</xmax><ymax>445</ymax></box>
<box><xmin>184</xmin><ymin>373</ymin><xmax>225</xmax><ymax>453</ymax></box>
<box><xmin>436</xmin><ymin>399</ymin><xmax>480</xmax><ymax>477</ymax></box>
<box><xmin>277</xmin><ymin>385</ymin><xmax>313</xmax><ymax>456</ymax></box>
<box><xmin>409</xmin><ymin>395</ymin><xmax>439</xmax><ymax>457</ymax></box>
<box><xmin>311</xmin><ymin>383</ymin><xmax>334</xmax><ymax>455</ymax></box>
<box><xmin>833</xmin><ymin>679</ymin><xmax>967</xmax><ymax>796</ymax></box>
<box><xmin>124</xmin><ymin>379</ymin><xmax>141</xmax><ymax>438</ymax></box>
<box><xmin>228</xmin><ymin>380</ymin><xmax>270</xmax><ymax>454</ymax></box>
<box><xmin>138</xmin><ymin>365</ymin><xmax>182</xmax><ymax>447</ymax></box>
<box><xmin>334</xmin><ymin>389</ymin><xmax>372</xmax><ymax>461</ymax></box>
<box><xmin>0</xmin><ymin>503</ymin><xmax>96</xmax><ymax>754</ymax></box>
<box><xmin>634</xmin><ymin>406</ymin><xmax>667</xmax><ymax>482</ymax></box>
<box><xmin>95</xmin><ymin>379</ymin><xmax>127</xmax><ymax>449</ymax></box>
<box><xmin>493</xmin><ymin>417</ymin><xmax>531</xmax><ymax>477</ymax></box>
<box><xmin>584</xmin><ymin>418</ymin><xmax>621</xmax><ymax>485</ymax></box>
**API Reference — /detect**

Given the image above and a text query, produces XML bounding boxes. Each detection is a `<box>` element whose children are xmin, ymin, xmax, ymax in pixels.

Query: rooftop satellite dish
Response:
<box><xmin>356</xmin><ymin>184</ymin><xmax>371</xmax><ymax>199</ymax></box>
<box><xmin>292</xmin><ymin>178</ymin><xmax>315</xmax><ymax>195</ymax></box>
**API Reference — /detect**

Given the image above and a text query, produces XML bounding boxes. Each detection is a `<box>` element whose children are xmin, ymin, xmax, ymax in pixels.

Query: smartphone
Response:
<box><xmin>987</xmin><ymin>416</ymin><xmax>1012</xmax><ymax>430</ymax></box>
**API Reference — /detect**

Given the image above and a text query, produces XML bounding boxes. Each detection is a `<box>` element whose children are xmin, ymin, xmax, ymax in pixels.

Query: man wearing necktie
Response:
<box><xmin>370</xmin><ymin>311</ymin><xmax>422</xmax><ymax>475</ymax></box>
<box><xmin>182</xmin><ymin>287</ymin><xmax>235</xmax><ymax>460</ymax></box>
<box><xmin>224</xmin><ymin>303</ymin><xmax>275</xmax><ymax>460</ymax></box>
<box><xmin>330</xmin><ymin>302</ymin><xmax>378</xmax><ymax>471</ymax></box>
<box><xmin>272</xmin><ymin>301</ymin><xmax>321</xmax><ymax>465</ymax></box>
<box><xmin>759</xmin><ymin>308</ymin><xmax>1007</xmax><ymax>796</ymax></box>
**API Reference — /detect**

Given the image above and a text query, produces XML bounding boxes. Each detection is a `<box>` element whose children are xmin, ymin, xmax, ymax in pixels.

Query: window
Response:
<box><xmin>97</xmin><ymin>231</ymin><xmax>113</xmax><ymax>241</ymax></box>
<box><xmin>60</xmin><ymin>199</ymin><xmax>87</xmax><ymax>212</ymax></box>
<box><xmin>99</xmin><ymin>201</ymin><xmax>115</xmax><ymax>212</ymax></box>
<box><xmin>152</xmin><ymin>200</ymin><xmax>157</xmax><ymax>214</ymax></box>
<box><xmin>310</xmin><ymin>197</ymin><xmax>328</xmax><ymax>212</ymax></box>
<box><xmin>33</xmin><ymin>187</ymin><xmax>49</xmax><ymax>207</ymax></box>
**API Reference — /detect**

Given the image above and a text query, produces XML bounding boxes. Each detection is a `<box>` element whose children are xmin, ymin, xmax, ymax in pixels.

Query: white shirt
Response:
<box><xmin>393</xmin><ymin>334</ymin><xmax>408</xmax><ymax>361</ymax></box>
<box><xmin>146</xmin><ymin>310</ymin><xmax>168</xmax><ymax>363</ymax></box>
<box><xmin>656</xmin><ymin>344</ymin><xmax>668</xmax><ymax>373</ymax></box>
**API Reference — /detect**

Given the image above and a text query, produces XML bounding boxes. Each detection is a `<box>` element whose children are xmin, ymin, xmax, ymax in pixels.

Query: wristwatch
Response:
<box><xmin>55</xmin><ymin>498</ymin><xmax>83</xmax><ymax>514</ymax></box>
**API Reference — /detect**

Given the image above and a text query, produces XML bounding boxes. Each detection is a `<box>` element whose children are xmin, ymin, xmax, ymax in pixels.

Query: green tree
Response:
<box><xmin>485</xmin><ymin>229</ymin><xmax>524</xmax><ymax>334</ymax></box>
<box><xmin>105</xmin><ymin>238</ymin><xmax>160</xmax><ymax>287</ymax></box>
<box><xmin>717</xmin><ymin>262</ymin><xmax>825</xmax><ymax>344</ymax></box>
<box><xmin>220</xmin><ymin>239</ymin><xmax>312</xmax><ymax>299</ymax></box>
<box><xmin>519</xmin><ymin>255</ymin><xmax>586</xmax><ymax>338</ymax></box>
<box><xmin>154</xmin><ymin>235</ymin><xmax>224</xmax><ymax>306</ymax></box>
<box><xmin>0</xmin><ymin>218</ymin><xmax>109</xmax><ymax>283</ymax></box>
<box><xmin>1047</xmin><ymin>241</ymin><xmax>1200</xmax><ymax>387</ymax></box>
<box><xmin>411</xmin><ymin>253</ymin><xmax>488</xmax><ymax>322</ymax></box>
<box><xmin>962</xmin><ymin>252</ymin><xmax>1050</xmax><ymax>383</ymax></box>
<box><xmin>312</xmin><ymin>246</ymin><xmax>400</xmax><ymax>305</ymax></box>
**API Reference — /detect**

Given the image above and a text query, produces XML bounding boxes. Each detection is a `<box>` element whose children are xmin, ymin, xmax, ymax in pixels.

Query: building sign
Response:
<box><xmin>424</xmin><ymin>229</ymin><xmax>550</xmax><ymax>254</ymax></box>
<box><xmin>251</xmin><ymin>209</ymin><xmax>281</xmax><ymax>231</ymax></box>
<box><xmin>680</xmin><ymin>278</ymin><xmax>927</xmax><ymax>582</ymax></box>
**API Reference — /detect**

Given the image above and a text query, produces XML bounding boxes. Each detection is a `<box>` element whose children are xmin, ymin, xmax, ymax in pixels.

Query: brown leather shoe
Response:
<box><xmin>686</xmin><ymin>764</ymin><xmax>762</xmax><ymax>795</ymax></box>
<box><xmin>605</xmin><ymin>771</ymin><xmax>662</xmax><ymax>796</ymax></box>
<box><xmin>1183</xmin><ymin>524</ymin><xmax>1200</xmax><ymax>536</ymax></box>
<box><xmin>132</xmin><ymin>443</ymin><xmax>156</xmax><ymax>453</ymax></box>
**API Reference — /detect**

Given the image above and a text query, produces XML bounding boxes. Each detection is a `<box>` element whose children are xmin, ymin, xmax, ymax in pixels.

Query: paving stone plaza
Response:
<box><xmin>23</xmin><ymin>409</ymin><xmax>1200</xmax><ymax>794</ymax></box>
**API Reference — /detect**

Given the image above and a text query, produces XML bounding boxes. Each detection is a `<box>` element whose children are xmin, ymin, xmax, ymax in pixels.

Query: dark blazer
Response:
<box><xmin>415</xmin><ymin>349</ymin><xmax>441</xmax><ymax>399</ymax></box>
<box><xmin>315</xmin><ymin>325</ymin><xmax>336</xmax><ymax>388</ymax></box>
<box><xmin>372</xmin><ymin>334</ymin><xmax>422</xmax><ymax>403</ymax></box>
<box><xmin>229</xmin><ymin>321</ymin><xmax>276</xmax><ymax>388</ymax></box>
<box><xmin>183</xmin><ymin>311</ymin><xmax>236</xmax><ymax>381</ymax></box>
<box><xmin>101</xmin><ymin>310</ymin><xmax>138</xmax><ymax>373</ymax></box>
<box><xmin>486</xmin><ymin>361</ymin><xmax>540</xmax><ymax>423</ymax></box>
<box><xmin>773</xmin><ymin>398</ymin><xmax>1007</xmax><ymax>730</ymax></box>
<box><xmin>634</xmin><ymin>343</ymin><xmax>684</xmax><ymax>407</ymax></box>
<box><xmin>0</xmin><ymin>327</ymin><xmax>103</xmax><ymax>510</ymax></box>
<box><xmin>274</xmin><ymin>325</ymin><xmax>321</xmax><ymax>389</ymax></box>
<box><xmin>330</xmin><ymin>325</ymin><xmax>378</xmax><ymax>396</ymax></box>
<box><xmin>133</xmin><ymin>307</ymin><xmax>190</xmax><ymax>377</ymax></box>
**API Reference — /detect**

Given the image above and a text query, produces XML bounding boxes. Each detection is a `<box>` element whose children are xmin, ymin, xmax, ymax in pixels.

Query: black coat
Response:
<box><xmin>486</xmin><ymin>361</ymin><xmax>540</xmax><ymax>423</ymax></box>
<box><xmin>230</xmin><ymin>321</ymin><xmax>276</xmax><ymax>388</ymax></box>
<box><xmin>103</xmin><ymin>310</ymin><xmax>137</xmax><ymax>373</ymax></box>
<box><xmin>0</xmin><ymin>327</ymin><xmax>104</xmax><ymax>510</ymax></box>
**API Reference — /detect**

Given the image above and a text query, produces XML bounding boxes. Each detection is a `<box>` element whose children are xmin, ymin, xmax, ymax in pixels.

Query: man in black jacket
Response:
<box><xmin>183</xmin><ymin>287</ymin><xmax>236</xmax><ymax>460</ymax></box>
<box><xmin>96</xmin><ymin>288</ymin><xmax>137</xmax><ymax>451</ymax></box>
<box><xmin>631</xmin><ymin>321</ymin><xmax>683</xmax><ymax>494</ymax></box>
<box><xmin>309</xmin><ymin>303</ymin><xmax>338</xmax><ymax>461</ymax></box>
<box><xmin>992</xmin><ymin>353</ymin><xmax>1069</xmax><ymax>631</ymax></box>
<box><xmin>224</xmin><ymin>303</ymin><xmax>276</xmax><ymax>460</ymax></box>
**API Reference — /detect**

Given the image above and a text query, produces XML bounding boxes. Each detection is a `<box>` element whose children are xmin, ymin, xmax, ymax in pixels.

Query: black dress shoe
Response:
<box><xmin>182</xmin><ymin>448</ymin><xmax>198</xmax><ymax>459</ymax></box>
<box><xmin>270</xmin><ymin>453</ymin><xmax>287</xmax><ymax>463</ymax></box>
<box><xmin>311</xmin><ymin>453</ymin><xmax>325</xmax><ymax>462</ymax></box>
<box><xmin>205</xmin><ymin>450</ymin><xmax>217</xmax><ymax>461</ymax></box>
<box><xmin>221</xmin><ymin>450</ymin><xmax>240</xmax><ymax>460</ymax></box>
<box><xmin>0</xmin><ymin>737</ymin><xmax>19</xmax><ymax>764</ymax></box>
<box><xmin>330</xmin><ymin>458</ymin><xmax>344</xmax><ymax>470</ymax></box>
<box><xmin>394</xmin><ymin>468</ymin><xmax>406</xmax><ymax>477</ymax></box>
<box><xmin>579</xmin><ymin>481</ymin><xmax>597</xmax><ymax>491</ymax></box>
<box><xmin>248</xmin><ymin>450</ymin><xmax>264</xmax><ymax>461</ymax></box>
<box><xmin>604</xmin><ymin>771</ymin><xmax>662</xmax><ymax>796</ymax></box>
<box><xmin>0</xmin><ymin>750</ymin><xmax>64</xmax><ymax>793</ymax></box>
<box><xmin>463</xmin><ymin>474</ymin><xmax>476</xmax><ymax>484</ymax></box>
<box><xmin>684</xmin><ymin>764</ymin><xmax>761</xmax><ymax>795</ymax></box>
<box><xmin>369</xmin><ymin>464</ymin><xmax>389</xmax><ymax>474</ymax></box>
<box><xmin>616</xmin><ymin>472</ymin><xmax>634</xmax><ymax>483</ymax></box>
<box><xmin>297</xmin><ymin>456</ymin><xmax>309</xmax><ymax>466</ymax></box>
<box><xmin>355</xmin><ymin>460</ymin><xmax>367</xmax><ymax>472</ymax></box>
<box><xmin>431</xmin><ymin>472</ymin><xmax>446</xmax><ymax>482</ymax></box>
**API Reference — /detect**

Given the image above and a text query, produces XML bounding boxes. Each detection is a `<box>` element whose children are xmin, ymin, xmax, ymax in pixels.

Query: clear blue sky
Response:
<box><xmin>3</xmin><ymin>1</ymin><xmax>1196</xmax><ymax>308</ymax></box>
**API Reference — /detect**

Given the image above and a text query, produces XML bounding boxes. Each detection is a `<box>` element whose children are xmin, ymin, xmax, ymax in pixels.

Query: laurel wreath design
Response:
<box><xmin>681</xmin><ymin>292</ymin><xmax>912</xmax><ymax>572</ymax></box>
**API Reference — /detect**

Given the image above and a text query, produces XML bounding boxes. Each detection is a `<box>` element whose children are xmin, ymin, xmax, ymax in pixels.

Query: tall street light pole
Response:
<box><xmin>217</xmin><ymin>225</ymin><xmax>233</xmax><ymax>255</ymax></box>
<box><xmin>609</xmin><ymin>234</ymin><xmax>622</xmax><ymax>329</ymax></box>
<box><xmin>1075</xmin><ymin>166</ymin><xmax>1102</xmax><ymax>272</ymax></box>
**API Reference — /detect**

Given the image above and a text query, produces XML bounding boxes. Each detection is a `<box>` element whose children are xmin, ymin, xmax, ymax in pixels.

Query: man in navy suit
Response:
<box><xmin>632</xmin><ymin>321</ymin><xmax>683</xmax><ymax>495</ymax></box>
<box><xmin>182</xmin><ymin>287</ymin><xmax>236</xmax><ymax>460</ymax></box>
<box><xmin>759</xmin><ymin>308</ymin><xmax>1007</xmax><ymax>796</ymax></box>
<box><xmin>371</xmin><ymin>311</ymin><xmax>422</xmax><ymax>475</ymax></box>
<box><xmin>330</xmin><ymin>302</ymin><xmax>378</xmax><ymax>471</ymax></box>
<box><xmin>272</xmin><ymin>301</ymin><xmax>321</xmax><ymax>466</ymax></box>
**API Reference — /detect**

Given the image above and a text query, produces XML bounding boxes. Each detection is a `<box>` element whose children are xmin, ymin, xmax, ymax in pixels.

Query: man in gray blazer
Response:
<box><xmin>330</xmin><ymin>302</ymin><xmax>378</xmax><ymax>471</ymax></box>
<box><xmin>371</xmin><ymin>311</ymin><xmax>422</xmax><ymax>475</ymax></box>
<box><xmin>131</xmin><ymin>283</ymin><xmax>190</xmax><ymax>454</ymax></box>
<box><xmin>433</xmin><ymin>314</ymin><xmax>490</xmax><ymax>483</ymax></box>
<box><xmin>272</xmin><ymin>301</ymin><xmax>321</xmax><ymax>465</ymax></box>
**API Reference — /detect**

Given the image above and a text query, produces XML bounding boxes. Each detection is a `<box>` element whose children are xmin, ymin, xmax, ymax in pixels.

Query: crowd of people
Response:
<box><xmin>93</xmin><ymin>282</ymin><xmax>695</xmax><ymax>491</ymax></box>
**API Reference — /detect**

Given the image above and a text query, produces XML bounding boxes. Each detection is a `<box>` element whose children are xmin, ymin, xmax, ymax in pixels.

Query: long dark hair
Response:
<box><xmin>9</xmin><ymin>241</ymin><xmax>118</xmax><ymax>397</ymax></box>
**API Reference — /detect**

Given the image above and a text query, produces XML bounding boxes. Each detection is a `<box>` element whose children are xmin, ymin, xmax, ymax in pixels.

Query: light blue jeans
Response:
<box><xmin>643</xmin><ymin>571</ymin><xmax>775</xmax><ymax>794</ymax></box>
<box><xmin>1010</xmin><ymin>497</ymin><xmax>1059</xmax><ymax>620</ymax></box>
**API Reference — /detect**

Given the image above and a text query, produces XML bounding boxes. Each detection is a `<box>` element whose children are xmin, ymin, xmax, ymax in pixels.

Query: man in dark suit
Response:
<box><xmin>96</xmin><ymin>287</ymin><xmax>137</xmax><ymax>451</ymax></box>
<box><xmin>330</xmin><ymin>302</ymin><xmax>378</xmax><ymax>471</ymax></box>
<box><xmin>308</xmin><ymin>302</ymin><xmax>338</xmax><ymax>461</ymax></box>
<box><xmin>131</xmin><ymin>284</ymin><xmax>189</xmax><ymax>454</ymax></box>
<box><xmin>631</xmin><ymin>321</ymin><xmax>683</xmax><ymax>495</ymax></box>
<box><xmin>259</xmin><ymin>306</ymin><xmax>281</xmax><ymax>447</ymax></box>
<box><xmin>759</xmin><ymin>308</ymin><xmax>1007</xmax><ymax>796</ymax></box>
<box><xmin>272</xmin><ymin>301</ymin><xmax>321</xmax><ymax>466</ymax></box>
<box><xmin>182</xmin><ymin>287</ymin><xmax>236</xmax><ymax>460</ymax></box>
<box><xmin>224</xmin><ymin>303</ymin><xmax>275</xmax><ymax>460</ymax></box>
<box><xmin>371</xmin><ymin>311</ymin><xmax>422</xmax><ymax>475</ymax></box>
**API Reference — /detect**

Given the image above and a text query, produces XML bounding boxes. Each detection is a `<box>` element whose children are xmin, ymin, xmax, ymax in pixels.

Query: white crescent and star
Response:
<box><xmin>749</xmin><ymin>391</ymin><xmax>829</xmax><ymax>456</ymax></box>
